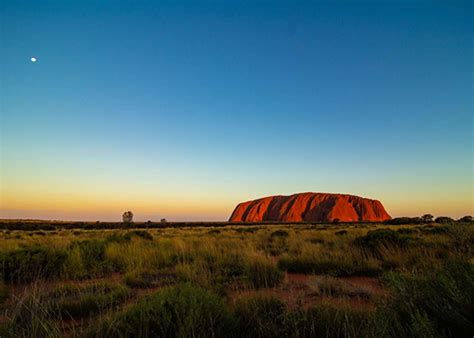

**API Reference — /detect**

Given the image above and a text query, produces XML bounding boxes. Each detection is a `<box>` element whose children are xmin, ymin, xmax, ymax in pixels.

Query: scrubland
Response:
<box><xmin>0</xmin><ymin>222</ymin><xmax>472</xmax><ymax>337</ymax></box>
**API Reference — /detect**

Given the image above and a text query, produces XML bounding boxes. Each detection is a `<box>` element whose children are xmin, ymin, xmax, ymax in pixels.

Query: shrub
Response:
<box><xmin>270</xmin><ymin>230</ymin><xmax>289</xmax><ymax>238</ymax></box>
<box><xmin>0</xmin><ymin>246</ymin><xmax>67</xmax><ymax>284</ymax></box>
<box><xmin>45</xmin><ymin>283</ymin><xmax>130</xmax><ymax>319</ymax></box>
<box><xmin>377</xmin><ymin>261</ymin><xmax>474</xmax><ymax>337</ymax></box>
<box><xmin>277</xmin><ymin>250</ymin><xmax>382</xmax><ymax>277</ymax></box>
<box><xmin>386</xmin><ymin>217</ymin><xmax>422</xmax><ymax>225</ymax></box>
<box><xmin>354</xmin><ymin>229</ymin><xmax>414</xmax><ymax>255</ymax></box>
<box><xmin>124</xmin><ymin>269</ymin><xmax>176</xmax><ymax>289</ymax></box>
<box><xmin>66</xmin><ymin>239</ymin><xmax>115</xmax><ymax>277</ymax></box>
<box><xmin>458</xmin><ymin>215</ymin><xmax>473</xmax><ymax>222</ymax></box>
<box><xmin>435</xmin><ymin>216</ymin><xmax>454</xmax><ymax>224</ymax></box>
<box><xmin>235</xmin><ymin>227</ymin><xmax>258</xmax><ymax>233</ymax></box>
<box><xmin>335</xmin><ymin>230</ymin><xmax>348</xmax><ymax>236</ymax></box>
<box><xmin>233</xmin><ymin>295</ymin><xmax>287</xmax><ymax>337</ymax></box>
<box><xmin>207</xmin><ymin>229</ymin><xmax>221</xmax><ymax>234</ymax></box>
<box><xmin>302</xmin><ymin>303</ymin><xmax>372</xmax><ymax>337</ymax></box>
<box><xmin>124</xmin><ymin>230</ymin><xmax>153</xmax><ymax>241</ymax></box>
<box><xmin>397</xmin><ymin>228</ymin><xmax>418</xmax><ymax>235</ymax></box>
<box><xmin>6</xmin><ymin>282</ymin><xmax>130</xmax><ymax>337</ymax></box>
<box><xmin>88</xmin><ymin>284</ymin><xmax>234</xmax><ymax>337</ymax></box>
<box><xmin>243</xmin><ymin>255</ymin><xmax>283</xmax><ymax>289</ymax></box>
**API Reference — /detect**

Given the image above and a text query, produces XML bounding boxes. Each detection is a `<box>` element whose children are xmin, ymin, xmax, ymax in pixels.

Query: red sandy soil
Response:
<box><xmin>229</xmin><ymin>192</ymin><xmax>391</xmax><ymax>223</ymax></box>
<box><xmin>230</xmin><ymin>273</ymin><xmax>387</xmax><ymax>310</ymax></box>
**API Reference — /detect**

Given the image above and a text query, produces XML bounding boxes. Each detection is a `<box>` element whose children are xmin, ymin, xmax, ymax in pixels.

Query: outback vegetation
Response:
<box><xmin>0</xmin><ymin>220</ymin><xmax>472</xmax><ymax>337</ymax></box>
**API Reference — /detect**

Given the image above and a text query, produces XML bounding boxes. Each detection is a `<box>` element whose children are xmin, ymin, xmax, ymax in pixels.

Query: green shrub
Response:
<box><xmin>243</xmin><ymin>256</ymin><xmax>283</xmax><ymax>289</ymax></box>
<box><xmin>302</xmin><ymin>303</ymin><xmax>372</xmax><ymax>337</ymax></box>
<box><xmin>377</xmin><ymin>261</ymin><xmax>474</xmax><ymax>337</ymax></box>
<box><xmin>278</xmin><ymin>254</ymin><xmax>381</xmax><ymax>277</ymax></box>
<box><xmin>207</xmin><ymin>229</ymin><xmax>221</xmax><ymax>234</ymax></box>
<box><xmin>0</xmin><ymin>246</ymin><xmax>67</xmax><ymax>284</ymax></box>
<box><xmin>270</xmin><ymin>230</ymin><xmax>289</xmax><ymax>238</ymax></box>
<box><xmin>124</xmin><ymin>269</ymin><xmax>176</xmax><ymax>289</ymax></box>
<box><xmin>397</xmin><ymin>228</ymin><xmax>418</xmax><ymax>235</ymax></box>
<box><xmin>235</xmin><ymin>227</ymin><xmax>258</xmax><ymax>233</ymax></box>
<box><xmin>47</xmin><ymin>283</ymin><xmax>130</xmax><ymax>319</ymax></box>
<box><xmin>354</xmin><ymin>229</ymin><xmax>414</xmax><ymax>255</ymax></box>
<box><xmin>435</xmin><ymin>216</ymin><xmax>454</xmax><ymax>224</ymax></box>
<box><xmin>233</xmin><ymin>295</ymin><xmax>287</xmax><ymax>337</ymax></box>
<box><xmin>88</xmin><ymin>284</ymin><xmax>234</xmax><ymax>337</ymax></box>
<box><xmin>124</xmin><ymin>230</ymin><xmax>153</xmax><ymax>241</ymax></box>
<box><xmin>67</xmin><ymin>239</ymin><xmax>115</xmax><ymax>277</ymax></box>
<box><xmin>335</xmin><ymin>230</ymin><xmax>348</xmax><ymax>236</ymax></box>
<box><xmin>14</xmin><ymin>283</ymin><xmax>130</xmax><ymax>322</ymax></box>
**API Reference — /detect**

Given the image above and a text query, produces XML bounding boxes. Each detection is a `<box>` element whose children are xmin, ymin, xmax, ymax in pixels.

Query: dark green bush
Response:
<box><xmin>377</xmin><ymin>261</ymin><xmax>474</xmax><ymax>337</ymax></box>
<box><xmin>244</xmin><ymin>258</ymin><xmax>283</xmax><ymax>289</ymax></box>
<box><xmin>386</xmin><ymin>217</ymin><xmax>422</xmax><ymax>225</ymax></box>
<box><xmin>458</xmin><ymin>216</ymin><xmax>472</xmax><ymax>222</ymax></box>
<box><xmin>397</xmin><ymin>228</ymin><xmax>418</xmax><ymax>235</ymax></box>
<box><xmin>88</xmin><ymin>284</ymin><xmax>234</xmax><ymax>338</ymax></box>
<box><xmin>46</xmin><ymin>283</ymin><xmax>130</xmax><ymax>319</ymax></box>
<box><xmin>354</xmin><ymin>229</ymin><xmax>414</xmax><ymax>255</ymax></box>
<box><xmin>124</xmin><ymin>270</ymin><xmax>176</xmax><ymax>289</ymax></box>
<box><xmin>435</xmin><ymin>216</ymin><xmax>454</xmax><ymax>224</ymax></box>
<box><xmin>335</xmin><ymin>230</ymin><xmax>348</xmax><ymax>236</ymax></box>
<box><xmin>207</xmin><ymin>229</ymin><xmax>221</xmax><ymax>234</ymax></box>
<box><xmin>233</xmin><ymin>295</ymin><xmax>287</xmax><ymax>337</ymax></box>
<box><xmin>70</xmin><ymin>239</ymin><xmax>115</xmax><ymax>276</ymax></box>
<box><xmin>277</xmin><ymin>255</ymin><xmax>381</xmax><ymax>277</ymax></box>
<box><xmin>124</xmin><ymin>230</ymin><xmax>153</xmax><ymax>241</ymax></box>
<box><xmin>270</xmin><ymin>230</ymin><xmax>289</xmax><ymax>238</ymax></box>
<box><xmin>302</xmin><ymin>303</ymin><xmax>372</xmax><ymax>337</ymax></box>
<box><xmin>0</xmin><ymin>246</ymin><xmax>67</xmax><ymax>284</ymax></box>
<box><xmin>235</xmin><ymin>227</ymin><xmax>258</xmax><ymax>233</ymax></box>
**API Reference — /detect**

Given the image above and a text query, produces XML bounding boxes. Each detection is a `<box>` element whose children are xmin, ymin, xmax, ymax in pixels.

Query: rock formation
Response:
<box><xmin>229</xmin><ymin>192</ymin><xmax>391</xmax><ymax>223</ymax></box>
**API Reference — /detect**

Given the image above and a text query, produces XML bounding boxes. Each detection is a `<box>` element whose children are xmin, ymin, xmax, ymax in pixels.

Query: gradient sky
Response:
<box><xmin>1</xmin><ymin>0</ymin><xmax>472</xmax><ymax>221</ymax></box>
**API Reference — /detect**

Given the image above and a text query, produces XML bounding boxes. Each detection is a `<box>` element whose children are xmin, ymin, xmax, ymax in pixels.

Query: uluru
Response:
<box><xmin>229</xmin><ymin>192</ymin><xmax>391</xmax><ymax>223</ymax></box>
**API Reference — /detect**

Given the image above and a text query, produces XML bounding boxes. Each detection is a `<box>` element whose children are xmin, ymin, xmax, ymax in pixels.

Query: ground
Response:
<box><xmin>0</xmin><ymin>221</ymin><xmax>472</xmax><ymax>337</ymax></box>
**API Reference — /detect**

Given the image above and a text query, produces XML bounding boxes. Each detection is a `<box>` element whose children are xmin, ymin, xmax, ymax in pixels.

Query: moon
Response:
<box><xmin>30</xmin><ymin>57</ymin><xmax>37</xmax><ymax>62</ymax></box>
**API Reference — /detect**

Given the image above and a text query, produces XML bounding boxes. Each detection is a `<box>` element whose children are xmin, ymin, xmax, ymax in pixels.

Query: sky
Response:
<box><xmin>1</xmin><ymin>0</ymin><xmax>472</xmax><ymax>221</ymax></box>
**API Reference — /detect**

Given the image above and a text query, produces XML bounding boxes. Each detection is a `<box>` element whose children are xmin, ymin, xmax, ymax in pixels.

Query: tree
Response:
<box><xmin>458</xmin><ymin>216</ymin><xmax>473</xmax><ymax>222</ymax></box>
<box><xmin>421</xmin><ymin>214</ymin><xmax>434</xmax><ymax>223</ymax></box>
<box><xmin>122</xmin><ymin>211</ymin><xmax>134</xmax><ymax>224</ymax></box>
<box><xmin>435</xmin><ymin>216</ymin><xmax>454</xmax><ymax>224</ymax></box>
<box><xmin>160</xmin><ymin>218</ymin><xmax>167</xmax><ymax>223</ymax></box>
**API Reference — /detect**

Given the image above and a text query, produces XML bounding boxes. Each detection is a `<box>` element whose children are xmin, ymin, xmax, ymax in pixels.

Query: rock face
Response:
<box><xmin>229</xmin><ymin>192</ymin><xmax>391</xmax><ymax>223</ymax></box>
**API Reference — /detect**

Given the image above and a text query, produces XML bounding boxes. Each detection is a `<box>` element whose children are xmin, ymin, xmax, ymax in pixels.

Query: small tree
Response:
<box><xmin>160</xmin><ymin>218</ymin><xmax>167</xmax><ymax>223</ymax></box>
<box><xmin>421</xmin><ymin>214</ymin><xmax>434</xmax><ymax>223</ymax></box>
<box><xmin>122</xmin><ymin>211</ymin><xmax>134</xmax><ymax>224</ymax></box>
<box><xmin>458</xmin><ymin>215</ymin><xmax>472</xmax><ymax>222</ymax></box>
<box><xmin>435</xmin><ymin>216</ymin><xmax>454</xmax><ymax>224</ymax></box>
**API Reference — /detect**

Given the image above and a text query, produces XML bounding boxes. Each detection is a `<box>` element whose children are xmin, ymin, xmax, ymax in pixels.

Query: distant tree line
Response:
<box><xmin>0</xmin><ymin>212</ymin><xmax>471</xmax><ymax>231</ymax></box>
<box><xmin>386</xmin><ymin>214</ymin><xmax>472</xmax><ymax>225</ymax></box>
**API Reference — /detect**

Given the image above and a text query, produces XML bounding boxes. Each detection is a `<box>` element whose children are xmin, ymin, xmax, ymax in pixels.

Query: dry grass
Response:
<box><xmin>0</xmin><ymin>222</ymin><xmax>472</xmax><ymax>337</ymax></box>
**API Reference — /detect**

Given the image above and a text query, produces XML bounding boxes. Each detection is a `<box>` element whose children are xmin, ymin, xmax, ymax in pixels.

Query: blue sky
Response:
<box><xmin>1</xmin><ymin>0</ymin><xmax>472</xmax><ymax>221</ymax></box>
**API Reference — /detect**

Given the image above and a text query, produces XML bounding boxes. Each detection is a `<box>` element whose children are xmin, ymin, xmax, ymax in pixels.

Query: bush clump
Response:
<box><xmin>270</xmin><ymin>230</ymin><xmax>289</xmax><ymax>238</ymax></box>
<box><xmin>63</xmin><ymin>239</ymin><xmax>117</xmax><ymax>278</ymax></box>
<box><xmin>0</xmin><ymin>246</ymin><xmax>67</xmax><ymax>284</ymax></box>
<box><xmin>233</xmin><ymin>295</ymin><xmax>287</xmax><ymax>337</ymax></box>
<box><xmin>377</xmin><ymin>261</ymin><xmax>474</xmax><ymax>337</ymax></box>
<box><xmin>47</xmin><ymin>283</ymin><xmax>130</xmax><ymax>319</ymax></box>
<box><xmin>243</xmin><ymin>256</ymin><xmax>283</xmax><ymax>289</ymax></box>
<box><xmin>354</xmin><ymin>229</ymin><xmax>414</xmax><ymax>255</ymax></box>
<box><xmin>89</xmin><ymin>284</ymin><xmax>234</xmax><ymax>337</ymax></box>
<box><xmin>124</xmin><ymin>230</ymin><xmax>153</xmax><ymax>241</ymax></box>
